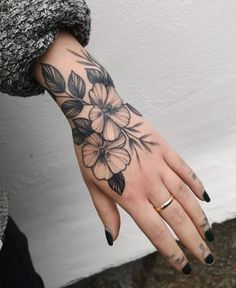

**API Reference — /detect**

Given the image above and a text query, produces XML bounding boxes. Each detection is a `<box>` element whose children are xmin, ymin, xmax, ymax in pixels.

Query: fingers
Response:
<box><xmin>160</xmin><ymin>198</ymin><xmax>214</xmax><ymax>265</ymax></box>
<box><xmin>89</xmin><ymin>185</ymin><xmax>121</xmax><ymax>246</ymax></box>
<box><xmin>129</xmin><ymin>199</ymin><xmax>191</xmax><ymax>274</ymax></box>
<box><xmin>149</xmin><ymin>183</ymin><xmax>214</xmax><ymax>266</ymax></box>
<box><xmin>159</xmin><ymin>162</ymin><xmax>214</xmax><ymax>242</ymax></box>
<box><xmin>162</xmin><ymin>143</ymin><xmax>211</xmax><ymax>202</ymax></box>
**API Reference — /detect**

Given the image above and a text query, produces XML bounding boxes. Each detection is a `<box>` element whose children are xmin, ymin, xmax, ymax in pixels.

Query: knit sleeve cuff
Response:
<box><xmin>0</xmin><ymin>0</ymin><xmax>91</xmax><ymax>97</ymax></box>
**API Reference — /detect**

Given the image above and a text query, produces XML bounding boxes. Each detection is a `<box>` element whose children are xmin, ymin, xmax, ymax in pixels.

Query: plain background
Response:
<box><xmin>1</xmin><ymin>1</ymin><xmax>236</xmax><ymax>287</ymax></box>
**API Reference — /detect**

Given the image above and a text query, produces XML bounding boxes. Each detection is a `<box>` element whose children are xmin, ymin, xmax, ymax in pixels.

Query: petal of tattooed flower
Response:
<box><xmin>93</xmin><ymin>160</ymin><xmax>113</xmax><ymax>180</ymax></box>
<box><xmin>106</xmin><ymin>86</ymin><xmax>123</xmax><ymax>108</ymax></box>
<box><xmin>82</xmin><ymin>144</ymin><xmax>99</xmax><ymax>167</ymax></box>
<box><xmin>108</xmin><ymin>105</ymin><xmax>131</xmax><ymax>127</ymax></box>
<box><xmin>107</xmin><ymin>148</ymin><xmax>131</xmax><ymax>174</ymax></box>
<box><xmin>89</xmin><ymin>83</ymin><xmax>108</xmax><ymax>107</ymax></box>
<box><xmin>103</xmin><ymin>117</ymin><xmax>121</xmax><ymax>141</ymax></box>
<box><xmin>85</xmin><ymin>133</ymin><xmax>103</xmax><ymax>147</ymax></box>
<box><xmin>104</xmin><ymin>133</ymin><xmax>126</xmax><ymax>149</ymax></box>
<box><xmin>89</xmin><ymin>106</ymin><xmax>104</xmax><ymax>133</ymax></box>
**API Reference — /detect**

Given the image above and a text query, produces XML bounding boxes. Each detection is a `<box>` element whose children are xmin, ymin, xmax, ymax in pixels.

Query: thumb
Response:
<box><xmin>89</xmin><ymin>185</ymin><xmax>121</xmax><ymax>246</ymax></box>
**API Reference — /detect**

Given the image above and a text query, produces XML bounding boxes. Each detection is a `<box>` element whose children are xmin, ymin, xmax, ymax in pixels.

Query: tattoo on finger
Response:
<box><xmin>166</xmin><ymin>254</ymin><xmax>185</xmax><ymax>267</ymax></box>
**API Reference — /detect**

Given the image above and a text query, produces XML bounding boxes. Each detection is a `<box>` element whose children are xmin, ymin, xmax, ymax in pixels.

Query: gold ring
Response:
<box><xmin>154</xmin><ymin>195</ymin><xmax>174</xmax><ymax>212</ymax></box>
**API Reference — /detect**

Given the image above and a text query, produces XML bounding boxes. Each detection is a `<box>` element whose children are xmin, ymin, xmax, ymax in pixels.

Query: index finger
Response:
<box><xmin>162</xmin><ymin>143</ymin><xmax>210</xmax><ymax>202</ymax></box>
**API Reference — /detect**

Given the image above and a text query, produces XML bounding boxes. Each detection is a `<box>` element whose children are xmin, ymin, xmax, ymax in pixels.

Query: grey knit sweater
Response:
<box><xmin>0</xmin><ymin>0</ymin><xmax>91</xmax><ymax>249</ymax></box>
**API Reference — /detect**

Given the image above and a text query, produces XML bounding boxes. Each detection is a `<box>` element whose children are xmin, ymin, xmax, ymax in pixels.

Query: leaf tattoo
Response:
<box><xmin>67</xmin><ymin>47</ymin><xmax>115</xmax><ymax>88</ymax></box>
<box><xmin>72</xmin><ymin>128</ymin><xmax>83</xmax><ymax>145</ymax></box>
<box><xmin>125</xmin><ymin>103</ymin><xmax>143</xmax><ymax>116</ymax></box>
<box><xmin>68</xmin><ymin>71</ymin><xmax>86</xmax><ymax>99</ymax></box>
<box><xmin>73</xmin><ymin>118</ymin><xmax>93</xmax><ymax>137</ymax></box>
<box><xmin>40</xmin><ymin>48</ymin><xmax>159</xmax><ymax>195</ymax></box>
<box><xmin>42</xmin><ymin>64</ymin><xmax>65</xmax><ymax>93</ymax></box>
<box><xmin>61</xmin><ymin>100</ymin><xmax>83</xmax><ymax>118</ymax></box>
<box><xmin>72</xmin><ymin>118</ymin><xmax>93</xmax><ymax>145</ymax></box>
<box><xmin>108</xmin><ymin>173</ymin><xmax>125</xmax><ymax>195</ymax></box>
<box><xmin>86</xmin><ymin>69</ymin><xmax>105</xmax><ymax>85</ymax></box>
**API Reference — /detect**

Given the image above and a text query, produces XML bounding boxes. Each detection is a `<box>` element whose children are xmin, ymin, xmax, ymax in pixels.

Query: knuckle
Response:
<box><xmin>119</xmin><ymin>193</ymin><xmax>146</xmax><ymax>216</ymax></box>
<box><xmin>169</xmin><ymin>204</ymin><xmax>186</xmax><ymax>225</ymax></box>
<box><xmin>158</xmin><ymin>142</ymin><xmax>168</xmax><ymax>155</ymax></box>
<box><xmin>176</xmin><ymin>181</ymin><xmax>190</xmax><ymax>199</ymax></box>
<box><xmin>122</xmin><ymin>190</ymin><xmax>136</xmax><ymax>202</ymax></box>
<box><xmin>163</xmin><ymin>144</ymin><xmax>174</xmax><ymax>159</ymax></box>
<box><xmin>174</xmin><ymin>151</ymin><xmax>186</xmax><ymax>166</ymax></box>
<box><xmin>151</xmin><ymin>222</ymin><xmax>167</xmax><ymax>242</ymax></box>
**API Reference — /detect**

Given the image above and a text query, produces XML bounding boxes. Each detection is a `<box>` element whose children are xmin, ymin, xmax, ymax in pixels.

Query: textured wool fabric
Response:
<box><xmin>0</xmin><ymin>0</ymin><xmax>91</xmax><ymax>251</ymax></box>
<box><xmin>0</xmin><ymin>0</ymin><xmax>91</xmax><ymax>97</ymax></box>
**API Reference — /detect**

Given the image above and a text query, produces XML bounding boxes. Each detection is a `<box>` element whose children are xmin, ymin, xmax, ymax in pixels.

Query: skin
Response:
<box><xmin>32</xmin><ymin>29</ymin><xmax>214</xmax><ymax>274</ymax></box>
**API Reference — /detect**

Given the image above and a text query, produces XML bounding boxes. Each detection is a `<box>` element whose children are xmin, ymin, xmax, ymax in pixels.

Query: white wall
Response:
<box><xmin>1</xmin><ymin>1</ymin><xmax>236</xmax><ymax>287</ymax></box>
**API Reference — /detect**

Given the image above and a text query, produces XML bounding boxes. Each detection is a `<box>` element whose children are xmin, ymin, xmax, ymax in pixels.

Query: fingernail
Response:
<box><xmin>203</xmin><ymin>191</ymin><xmax>211</xmax><ymax>202</ymax></box>
<box><xmin>205</xmin><ymin>253</ymin><xmax>214</xmax><ymax>265</ymax></box>
<box><xmin>205</xmin><ymin>228</ymin><xmax>214</xmax><ymax>242</ymax></box>
<box><xmin>182</xmin><ymin>263</ymin><xmax>191</xmax><ymax>275</ymax></box>
<box><xmin>105</xmin><ymin>229</ymin><xmax>113</xmax><ymax>246</ymax></box>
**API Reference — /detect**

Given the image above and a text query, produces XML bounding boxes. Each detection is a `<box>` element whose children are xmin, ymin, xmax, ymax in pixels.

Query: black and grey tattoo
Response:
<box><xmin>199</xmin><ymin>243</ymin><xmax>208</xmax><ymax>258</ymax></box>
<box><xmin>166</xmin><ymin>254</ymin><xmax>185</xmax><ymax>267</ymax></box>
<box><xmin>192</xmin><ymin>172</ymin><xmax>197</xmax><ymax>180</ymax></box>
<box><xmin>41</xmin><ymin>48</ymin><xmax>159</xmax><ymax>195</ymax></box>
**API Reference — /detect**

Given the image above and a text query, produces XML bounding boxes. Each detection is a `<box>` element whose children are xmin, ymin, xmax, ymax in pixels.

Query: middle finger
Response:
<box><xmin>149</xmin><ymin>183</ymin><xmax>214</xmax><ymax>265</ymax></box>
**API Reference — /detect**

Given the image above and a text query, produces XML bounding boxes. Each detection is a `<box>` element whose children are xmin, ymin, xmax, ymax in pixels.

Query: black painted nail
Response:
<box><xmin>203</xmin><ymin>191</ymin><xmax>211</xmax><ymax>202</ymax></box>
<box><xmin>105</xmin><ymin>229</ymin><xmax>113</xmax><ymax>246</ymax></box>
<box><xmin>205</xmin><ymin>228</ymin><xmax>214</xmax><ymax>242</ymax></box>
<box><xmin>182</xmin><ymin>263</ymin><xmax>191</xmax><ymax>275</ymax></box>
<box><xmin>205</xmin><ymin>254</ymin><xmax>214</xmax><ymax>265</ymax></box>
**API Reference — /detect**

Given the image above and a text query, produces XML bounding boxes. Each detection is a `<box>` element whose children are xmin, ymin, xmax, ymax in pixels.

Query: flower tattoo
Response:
<box><xmin>82</xmin><ymin>133</ymin><xmax>130</xmax><ymax>180</ymax></box>
<box><xmin>89</xmin><ymin>83</ymin><xmax>130</xmax><ymax>141</ymax></box>
<box><xmin>41</xmin><ymin>48</ymin><xmax>159</xmax><ymax>195</ymax></box>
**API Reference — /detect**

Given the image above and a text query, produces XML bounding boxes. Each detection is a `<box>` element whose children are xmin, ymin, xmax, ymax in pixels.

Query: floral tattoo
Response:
<box><xmin>40</xmin><ymin>48</ymin><xmax>159</xmax><ymax>195</ymax></box>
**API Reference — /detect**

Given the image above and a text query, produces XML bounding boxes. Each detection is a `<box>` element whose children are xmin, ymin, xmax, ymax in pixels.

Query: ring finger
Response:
<box><xmin>149</xmin><ymin>183</ymin><xmax>214</xmax><ymax>265</ymax></box>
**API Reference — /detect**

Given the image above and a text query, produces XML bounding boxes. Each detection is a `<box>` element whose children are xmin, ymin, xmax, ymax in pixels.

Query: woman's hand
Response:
<box><xmin>33</xmin><ymin>29</ymin><xmax>214</xmax><ymax>274</ymax></box>
<box><xmin>78</xmin><ymin>112</ymin><xmax>214</xmax><ymax>274</ymax></box>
